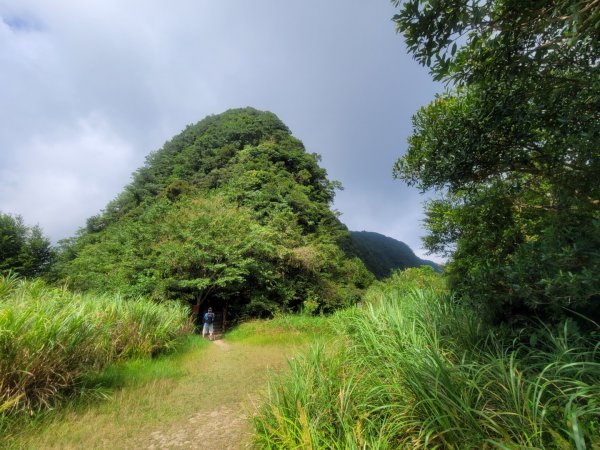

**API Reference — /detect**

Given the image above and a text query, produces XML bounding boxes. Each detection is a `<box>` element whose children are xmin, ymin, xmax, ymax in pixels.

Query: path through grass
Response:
<box><xmin>5</xmin><ymin>320</ymin><xmax>321</xmax><ymax>449</ymax></box>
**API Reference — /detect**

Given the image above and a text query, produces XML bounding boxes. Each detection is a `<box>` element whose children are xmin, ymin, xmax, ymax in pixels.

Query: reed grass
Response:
<box><xmin>0</xmin><ymin>275</ymin><xmax>193</xmax><ymax>422</ymax></box>
<box><xmin>253</xmin><ymin>280</ymin><xmax>600</xmax><ymax>448</ymax></box>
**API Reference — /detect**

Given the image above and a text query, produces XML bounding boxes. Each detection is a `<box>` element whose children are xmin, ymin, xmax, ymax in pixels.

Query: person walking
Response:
<box><xmin>202</xmin><ymin>307</ymin><xmax>215</xmax><ymax>340</ymax></box>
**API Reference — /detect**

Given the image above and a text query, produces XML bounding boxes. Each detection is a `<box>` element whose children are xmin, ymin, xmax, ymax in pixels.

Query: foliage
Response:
<box><xmin>56</xmin><ymin>108</ymin><xmax>374</xmax><ymax>317</ymax></box>
<box><xmin>65</xmin><ymin>195</ymin><xmax>262</xmax><ymax>303</ymax></box>
<box><xmin>364</xmin><ymin>265</ymin><xmax>446</xmax><ymax>301</ymax></box>
<box><xmin>350</xmin><ymin>230</ymin><xmax>439</xmax><ymax>279</ymax></box>
<box><xmin>253</xmin><ymin>278</ymin><xmax>600</xmax><ymax>448</ymax></box>
<box><xmin>0</xmin><ymin>212</ymin><xmax>53</xmax><ymax>278</ymax></box>
<box><xmin>391</xmin><ymin>0</ymin><xmax>600</xmax><ymax>324</ymax></box>
<box><xmin>0</xmin><ymin>275</ymin><xmax>192</xmax><ymax>419</ymax></box>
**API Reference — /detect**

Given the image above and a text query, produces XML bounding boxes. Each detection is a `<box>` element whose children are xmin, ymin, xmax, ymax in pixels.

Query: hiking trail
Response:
<box><xmin>11</xmin><ymin>337</ymin><xmax>299</xmax><ymax>450</ymax></box>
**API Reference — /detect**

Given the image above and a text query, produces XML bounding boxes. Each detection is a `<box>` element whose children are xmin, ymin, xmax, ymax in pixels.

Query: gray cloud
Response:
<box><xmin>0</xmin><ymin>0</ymin><xmax>442</xmax><ymax>262</ymax></box>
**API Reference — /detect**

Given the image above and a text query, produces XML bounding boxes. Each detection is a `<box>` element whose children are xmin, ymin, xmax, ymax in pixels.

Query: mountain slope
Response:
<box><xmin>350</xmin><ymin>231</ymin><xmax>439</xmax><ymax>279</ymax></box>
<box><xmin>56</xmin><ymin>108</ymin><xmax>374</xmax><ymax>319</ymax></box>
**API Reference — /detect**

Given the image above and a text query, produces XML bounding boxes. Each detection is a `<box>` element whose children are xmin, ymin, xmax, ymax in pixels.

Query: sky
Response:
<box><xmin>0</xmin><ymin>0</ymin><xmax>443</xmax><ymax>262</ymax></box>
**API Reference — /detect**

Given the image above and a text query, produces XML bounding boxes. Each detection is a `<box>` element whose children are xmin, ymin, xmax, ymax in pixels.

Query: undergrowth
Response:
<box><xmin>253</xmin><ymin>269</ymin><xmax>600</xmax><ymax>449</ymax></box>
<box><xmin>0</xmin><ymin>274</ymin><xmax>193</xmax><ymax>429</ymax></box>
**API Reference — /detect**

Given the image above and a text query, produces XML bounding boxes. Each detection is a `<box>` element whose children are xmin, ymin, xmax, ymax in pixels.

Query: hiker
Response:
<box><xmin>202</xmin><ymin>307</ymin><xmax>215</xmax><ymax>340</ymax></box>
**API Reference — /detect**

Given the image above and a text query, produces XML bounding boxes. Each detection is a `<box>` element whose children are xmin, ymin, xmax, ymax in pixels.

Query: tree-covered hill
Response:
<box><xmin>55</xmin><ymin>108</ymin><xmax>374</xmax><ymax>319</ymax></box>
<box><xmin>350</xmin><ymin>231</ymin><xmax>438</xmax><ymax>279</ymax></box>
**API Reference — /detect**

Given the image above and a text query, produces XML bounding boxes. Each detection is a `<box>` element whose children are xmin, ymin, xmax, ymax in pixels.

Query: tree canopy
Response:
<box><xmin>56</xmin><ymin>108</ymin><xmax>373</xmax><ymax>318</ymax></box>
<box><xmin>392</xmin><ymin>0</ymin><xmax>599</xmax><ymax>323</ymax></box>
<box><xmin>0</xmin><ymin>213</ymin><xmax>53</xmax><ymax>278</ymax></box>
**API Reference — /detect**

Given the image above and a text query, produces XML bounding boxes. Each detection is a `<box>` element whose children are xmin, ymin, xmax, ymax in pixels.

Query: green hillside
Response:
<box><xmin>55</xmin><ymin>108</ymin><xmax>373</xmax><ymax>319</ymax></box>
<box><xmin>350</xmin><ymin>231</ymin><xmax>438</xmax><ymax>279</ymax></box>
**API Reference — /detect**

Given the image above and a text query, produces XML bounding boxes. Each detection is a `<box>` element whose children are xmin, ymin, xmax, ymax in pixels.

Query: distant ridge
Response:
<box><xmin>350</xmin><ymin>231</ymin><xmax>439</xmax><ymax>279</ymax></box>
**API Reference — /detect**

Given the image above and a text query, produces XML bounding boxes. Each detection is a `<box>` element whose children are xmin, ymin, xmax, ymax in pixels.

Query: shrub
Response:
<box><xmin>253</xmin><ymin>281</ymin><xmax>600</xmax><ymax>448</ymax></box>
<box><xmin>0</xmin><ymin>275</ymin><xmax>192</xmax><ymax>417</ymax></box>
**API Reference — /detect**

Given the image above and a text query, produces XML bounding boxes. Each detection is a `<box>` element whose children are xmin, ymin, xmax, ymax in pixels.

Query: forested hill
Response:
<box><xmin>350</xmin><ymin>231</ymin><xmax>438</xmax><ymax>279</ymax></box>
<box><xmin>55</xmin><ymin>108</ymin><xmax>374</xmax><ymax>319</ymax></box>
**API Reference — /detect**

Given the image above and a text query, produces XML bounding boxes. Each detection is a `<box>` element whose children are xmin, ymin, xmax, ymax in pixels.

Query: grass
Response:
<box><xmin>0</xmin><ymin>274</ymin><xmax>193</xmax><ymax>429</ymax></box>
<box><xmin>3</xmin><ymin>336</ymin><xmax>210</xmax><ymax>449</ymax></box>
<box><xmin>80</xmin><ymin>335</ymin><xmax>207</xmax><ymax>392</ymax></box>
<box><xmin>252</xmin><ymin>270</ymin><xmax>600</xmax><ymax>449</ymax></box>
<box><xmin>225</xmin><ymin>314</ymin><xmax>335</xmax><ymax>345</ymax></box>
<box><xmin>5</xmin><ymin>267</ymin><xmax>597</xmax><ymax>448</ymax></box>
<box><xmin>3</xmin><ymin>315</ymin><xmax>324</xmax><ymax>449</ymax></box>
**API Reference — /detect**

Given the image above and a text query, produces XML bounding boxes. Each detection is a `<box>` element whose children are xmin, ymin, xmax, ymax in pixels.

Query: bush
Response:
<box><xmin>253</xmin><ymin>279</ymin><xmax>600</xmax><ymax>448</ymax></box>
<box><xmin>0</xmin><ymin>275</ymin><xmax>192</xmax><ymax>417</ymax></box>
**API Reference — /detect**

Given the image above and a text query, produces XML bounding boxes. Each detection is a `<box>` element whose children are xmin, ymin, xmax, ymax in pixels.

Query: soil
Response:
<box><xmin>144</xmin><ymin>404</ymin><xmax>251</xmax><ymax>449</ymax></box>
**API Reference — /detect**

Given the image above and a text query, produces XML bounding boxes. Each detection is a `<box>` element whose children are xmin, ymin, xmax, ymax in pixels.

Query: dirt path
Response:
<box><xmin>144</xmin><ymin>403</ymin><xmax>252</xmax><ymax>449</ymax></box>
<box><xmin>10</xmin><ymin>337</ymin><xmax>299</xmax><ymax>449</ymax></box>
<box><xmin>139</xmin><ymin>339</ymin><xmax>266</xmax><ymax>450</ymax></box>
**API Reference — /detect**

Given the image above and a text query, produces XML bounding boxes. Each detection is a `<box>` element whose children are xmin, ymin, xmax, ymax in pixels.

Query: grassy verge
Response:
<box><xmin>253</xmin><ymin>269</ymin><xmax>600</xmax><ymax>448</ymax></box>
<box><xmin>79</xmin><ymin>335</ymin><xmax>208</xmax><ymax>392</ymax></box>
<box><xmin>0</xmin><ymin>274</ymin><xmax>193</xmax><ymax>428</ymax></box>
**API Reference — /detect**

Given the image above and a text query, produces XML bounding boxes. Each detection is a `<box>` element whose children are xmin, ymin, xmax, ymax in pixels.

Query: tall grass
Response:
<box><xmin>253</xmin><ymin>273</ymin><xmax>600</xmax><ymax>448</ymax></box>
<box><xmin>0</xmin><ymin>275</ymin><xmax>193</xmax><ymax>419</ymax></box>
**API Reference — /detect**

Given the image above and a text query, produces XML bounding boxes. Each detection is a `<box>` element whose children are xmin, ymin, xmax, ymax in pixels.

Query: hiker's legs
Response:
<box><xmin>202</xmin><ymin>322</ymin><xmax>209</xmax><ymax>338</ymax></box>
<box><xmin>208</xmin><ymin>323</ymin><xmax>214</xmax><ymax>340</ymax></box>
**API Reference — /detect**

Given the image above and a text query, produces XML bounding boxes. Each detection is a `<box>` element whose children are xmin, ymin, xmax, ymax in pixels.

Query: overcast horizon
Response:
<box><xmin>0</xmin><ymin>1</ymin><xmax>444</xmax><ymax>263</ymax></box>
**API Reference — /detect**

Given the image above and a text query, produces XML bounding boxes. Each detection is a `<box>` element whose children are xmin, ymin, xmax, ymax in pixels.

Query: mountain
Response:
<box><xmin>56</xmin><ymin>108</ymin><xmax>374</xmax><ymax>319</ymax></box>
<box><xmin>350</xmin><ymin>231</ymin><xmax>439</xmax><ymax>280</ymax></box>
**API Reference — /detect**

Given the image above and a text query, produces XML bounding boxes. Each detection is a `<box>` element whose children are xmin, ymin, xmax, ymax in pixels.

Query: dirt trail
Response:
<box><xmin>144</xmin><ymin>404</ymin><xmax>252</xmax><ymax>449</ymax></box>
<box><xmin>139</xmin><ymin>339</ymin><xmax>269</xmax><ymax>450</ymax></box>
<box><xmin>11</xmin><ymin>337</ymin><xmax>297</xmax><ymax>450</ymax></box>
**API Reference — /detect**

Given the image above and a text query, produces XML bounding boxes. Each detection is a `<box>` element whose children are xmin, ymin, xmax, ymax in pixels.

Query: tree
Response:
<box><xmin>0</xmin><ymin>213</ymin><xmax>54</xmax><ymax>278</ymax></box>
<box><xmin>57</xmin><ymin>109</ymin><xmax>374</xmax><ymax>319</ymax></box>
<box><xmin>392</xmin><ymin>0</ymin><xmax>600</xmax><ymax>323</ymax></box>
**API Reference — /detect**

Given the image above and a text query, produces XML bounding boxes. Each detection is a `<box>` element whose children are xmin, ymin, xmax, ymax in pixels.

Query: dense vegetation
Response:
<box><xmin>254</xmin><ymin>269</ymin><xmax>600</xmax><ymax>448</ymax></box>
<box><xmin>350</xmin><ymin>230</ymin><xmax>438</xmax><ymax>279</ymax></box>
<box><xmin>1</xmin><ymin>2</ymin><xmax>597</xmax><ymax>447</ymax></box>
<box><xmin>0</xmin><ymin>212</ymin><xmax>53</xmax><ymax>278</ymax></box>
<box><xmin>0</xmin><ymin>274</ymin><xmax>191</xmax><ymax>423</ymax></box>
<box><xmin>392</xmin><ymin>0</ymin><xmax>599</xmax><ymax>325</ymax></box>
<box><xmin>252</xmin><ymin>2</ymin><xmax>600</xmax><ymax>447</ymax></box>
<box><xmin>54</xmin><ymin>108</ymin><xmax>373</xmax><ymax>318</ymax></box>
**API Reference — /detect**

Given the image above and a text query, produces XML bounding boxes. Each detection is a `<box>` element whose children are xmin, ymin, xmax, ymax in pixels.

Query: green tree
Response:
<box><xmin>392</xmin><ymin>0</ymin><xmax>599</xmax><ymax>323</ymax></box>
<box><xmin>58</xmin><ymin>109</ymin><xmax>374</xmax><ymax>319</ymax></box>
<box><xmin>0</xmin><ymin>212</ymin><xmax>54</xmax><ymax>278</ymax></box>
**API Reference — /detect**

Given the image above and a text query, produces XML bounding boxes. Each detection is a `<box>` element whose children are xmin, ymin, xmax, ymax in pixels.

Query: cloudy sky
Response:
<box><xmin>0</xmin><ymin>0</ymin><xmax>442</xmax><ymax>262</ymax></box>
